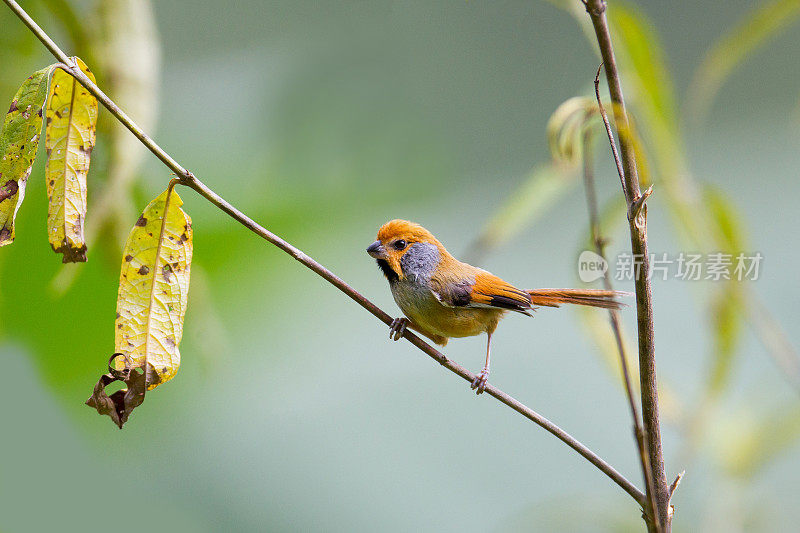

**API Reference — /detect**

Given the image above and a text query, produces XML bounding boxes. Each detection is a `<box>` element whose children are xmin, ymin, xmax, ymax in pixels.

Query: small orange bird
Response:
<box><xmin>367</xmin><ymin>219</ymin><xmax>627</xmax><ymax>393</ymax></box>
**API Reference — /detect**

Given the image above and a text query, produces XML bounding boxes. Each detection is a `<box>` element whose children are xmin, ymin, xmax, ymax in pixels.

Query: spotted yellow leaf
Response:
<box><xmin>114</xmin><ymin>187</ymin><xmax>192</xmax><ymax>389</ymax></box>
<box><xmin>0</xmin><ymin>65</ymin><xmax>56</xmax><ymax>246</ymax></box>
<box><xmin>45</xmin><ymin>58</ymin><xmax>98</xmax><ymax>262</ymax></box>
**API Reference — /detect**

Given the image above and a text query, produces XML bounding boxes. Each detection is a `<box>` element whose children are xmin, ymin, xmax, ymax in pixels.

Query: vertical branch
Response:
<box><xmin>582</xmin><ymin>127</ymin><xmax>659</xmax><ymax>532</ymax></box>
<box><xmin>582</xmin><ymin>0</ymin><xmax>671</xmax><ymax>530</ymax></box>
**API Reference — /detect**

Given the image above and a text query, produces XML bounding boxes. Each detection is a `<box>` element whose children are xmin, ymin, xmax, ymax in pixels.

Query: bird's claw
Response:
<box><xmin>389</xmin><ymin>317</ymin><xmax>408</xmax><ymax>341</ymax></box>
<box><xmin>471</xmin><ymin>368</ymin><xmax>490</xmax><ymax>394</ymax></box>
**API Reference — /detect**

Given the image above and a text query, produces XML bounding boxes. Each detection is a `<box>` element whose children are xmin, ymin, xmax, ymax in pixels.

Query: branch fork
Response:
<box><xmin>628</xmin><ymin>185</ymin><xmax>654</xmax><ymax>223</ymax></box>
<box><xmin>581</xmin><ymin>0</ymin><xmax>606</xmax><ymax>17</ymax></box>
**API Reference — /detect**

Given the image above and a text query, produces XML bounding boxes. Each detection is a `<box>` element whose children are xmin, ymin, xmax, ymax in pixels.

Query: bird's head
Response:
<box><xmin>367</xmin><ymin>219</ymin><xmax>446</xmax><ymax>282</ymax></box>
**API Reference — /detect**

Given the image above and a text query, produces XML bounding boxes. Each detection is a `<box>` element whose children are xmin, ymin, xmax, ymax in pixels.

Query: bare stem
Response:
<box><xmin>583</xmin><ymin>0</ymin><xmax>670</xmax><ymax>530</ymax></box>
<box><xmin>3</xmin><ymin>0</ymin><xmax>646</xmax><ymax>508</ymax></box>
<box><xmin>582</xmin><ymin>127</ymin><xmax>659</xmax><ymax>531</ymax></box>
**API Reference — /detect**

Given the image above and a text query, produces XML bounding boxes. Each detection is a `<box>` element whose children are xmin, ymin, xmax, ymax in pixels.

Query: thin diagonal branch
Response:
<box><xmin>184</xmin><ymin>164</ymin><xmax>647</xmax><ymax>508</ymax></box>
<box><xmin>583</xmin><ymin>0</ymin><xmax>670</xmax><ymax>530</ymax></box>
<box><xmin>582</xmin><ymin>126</ymin><xmax>658</xmax><ymax>531</ymax></box>
<box><xmin>3</xmin><ymin>0</ymin><xmax>646</xmax><ymax>508</ymax></box>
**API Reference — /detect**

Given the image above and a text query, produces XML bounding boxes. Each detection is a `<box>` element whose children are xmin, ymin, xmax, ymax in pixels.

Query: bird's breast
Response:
<box><xmin>390</xmin><ymin>279</ymin><xmax>502</xmax><ymax>339</ymax></box>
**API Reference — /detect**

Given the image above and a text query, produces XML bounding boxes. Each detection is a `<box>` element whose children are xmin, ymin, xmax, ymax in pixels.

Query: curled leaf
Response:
<box><xmin>546</xmin><ymin>96</ymin><xmax>597</xmax><ymax>165</ymax></box>
<box><xmin>85</xmin><ymin>353</ymin><xmax>150</xmax><ymax>429</ymax></box>
<box><xmin>0</xmin><ymin>65</ymin><xmax>55</xmax><ymax>245</ymax></box>
<box><xmin>45</xmin><ymin>57</ymin><xmax>98</xmax><ymax>262</ymax></box>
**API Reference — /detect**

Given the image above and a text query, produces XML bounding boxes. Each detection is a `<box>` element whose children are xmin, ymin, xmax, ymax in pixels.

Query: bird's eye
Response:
<box><xmin>393</xmin><ymin>240</ymin><xmax>407</xmax><ymax>250</ymax></box>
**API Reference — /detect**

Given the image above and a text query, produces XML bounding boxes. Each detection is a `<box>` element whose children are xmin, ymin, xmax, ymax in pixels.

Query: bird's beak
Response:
<box><xmin>367</xmin><ymin>240</ymin><xmax>385</xmax><ymax>259</ymax></box>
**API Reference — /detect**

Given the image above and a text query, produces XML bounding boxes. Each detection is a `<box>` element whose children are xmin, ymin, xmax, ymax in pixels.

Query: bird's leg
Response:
<box><xmin>471</xmin><ymin>332</ymin><xmax>492</xmax><ymax>394</ymax></box>
<box><xmin>389</xmin><ymin>317</ymin><xmax>410</xmax><ymax>341</ymax></box>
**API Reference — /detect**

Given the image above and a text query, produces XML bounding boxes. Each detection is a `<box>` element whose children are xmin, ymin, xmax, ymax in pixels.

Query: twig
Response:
<box><xmin>629</xmin><ymin>184</ymin><xmax>654</xmax><ymax>222</ymax></box>
<box><xmin>583</xmin><ymin>1</ymin><xmax>670</xmax><ymax>531</ymax></box>
<box><xmin>2</xmin><ymin>0</ymin><xmax>647</xmax><ymax>508</ymax></box>
<box><xmin>593</xmin><ymin>65</ymin><xmax>627</xmax><ymax>199</ymax></box>
<box><xmin>582</xmin><ymin>128</ymin><xmax>659</xmax><ymax>531</ymax></box>
<box><xmin>668</xmin><ymin>470</ymin><xmax>684</xmax><ymax>501</ymax></box>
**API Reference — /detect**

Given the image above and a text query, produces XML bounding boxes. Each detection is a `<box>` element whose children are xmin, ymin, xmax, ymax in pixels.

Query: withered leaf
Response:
<box><xmin>85</xmin><ymin>353</ymin><xmax>152</xmax><ymax>429</ymax></box>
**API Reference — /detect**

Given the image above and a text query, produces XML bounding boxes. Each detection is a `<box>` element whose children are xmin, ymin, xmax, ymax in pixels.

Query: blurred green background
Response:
<box><xmin>1</xmin><ymin>0</ymin><xmax>799</xmax><ymax>531</ymax></box>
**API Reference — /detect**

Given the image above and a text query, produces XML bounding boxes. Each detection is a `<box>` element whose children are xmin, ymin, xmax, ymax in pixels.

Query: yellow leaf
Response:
<box><xmin>50</xmin><ymin>0</ymin><xmax>162</xmax><ymax>293</ymax></box>
<box><xmin>44</xmin><ymin>57</ymin><xmax>98</xmax><ymax>262</ymax></box>
<box><xmin>0</xmin><ymin>65</ymin><xmax>56</xmax><ymax>246</ymax></box>
<box><xmin>115</xmin><ymin>187</ymin><xmax>192</xmax><ymax>389</ymax></box>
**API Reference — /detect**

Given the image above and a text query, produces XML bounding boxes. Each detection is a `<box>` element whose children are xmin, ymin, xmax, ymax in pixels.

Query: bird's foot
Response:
<box><xmin>389</xmin><ymin>317</ymin><xmax>409</xmax><ymax>341</ymax></box>
<box><xmin>471</xmin><ymin>367</ymin><xmax>490</xmax><ymax>394</ymax></box>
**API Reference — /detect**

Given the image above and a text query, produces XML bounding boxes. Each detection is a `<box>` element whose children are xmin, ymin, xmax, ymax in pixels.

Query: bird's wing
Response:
<box><xmin>432</xmin><ymin>271</ymin><xmax>533</xmax><ymax>315</ymax></box>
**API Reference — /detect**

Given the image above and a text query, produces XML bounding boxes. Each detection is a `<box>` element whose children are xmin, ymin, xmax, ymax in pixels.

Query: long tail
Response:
<box><xmin>526</xmin><ymin>288</ymin><xmax>630</xmax><ymax>310</ymax></box>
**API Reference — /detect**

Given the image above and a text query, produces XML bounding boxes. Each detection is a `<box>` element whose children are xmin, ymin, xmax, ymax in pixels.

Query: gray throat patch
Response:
<box><xmin>400</xmin><ymin>242</ymin><xmax>441</xmax><ymax>283</ymax></box>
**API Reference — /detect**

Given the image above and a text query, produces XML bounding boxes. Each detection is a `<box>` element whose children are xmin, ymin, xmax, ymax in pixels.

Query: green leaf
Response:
<box><xmin>703</xmin><ymin>184</ymin><xmax>746</xmax><ymax>254</ymax></box>
<box><xmin>609</xmin><ymin>5</ymin><xmax>750</xmax><ymax>262</ymax></box>
<box><xmin>0</xmin><ymin>66</ymin><xmax>56</xmax><ymax>246</ymax></box>
<box><xmin>688</xmin><ymin>0</ymin><xmax>800</xmax><ymax>124</ymax></box>
<box><xmin>703</xmin><ymin>185</ymin><xmax>747</xmax><ymax>395</ymax></box>
<box><xmin>708</xmin><ymin>288</ymin><xmax>743</xmax><ymax>394</ymax></box>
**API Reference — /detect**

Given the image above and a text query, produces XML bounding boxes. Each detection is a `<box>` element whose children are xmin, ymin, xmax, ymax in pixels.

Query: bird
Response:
<box><xmin>367</xmin><ymin>219</ymin><xmax>627</xmax><ymax>394</ymax></box>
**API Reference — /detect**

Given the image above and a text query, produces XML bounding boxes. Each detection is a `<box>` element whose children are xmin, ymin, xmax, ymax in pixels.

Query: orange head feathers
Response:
<box><xmin>376</xmin><ymin>219</ymin><xmax>438</xmax><ymax>245</ymax></box>
<box><xmin>367</xmin><ymin>219</ymin><xmax>450</xmax><ymax>282</ymax></box>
